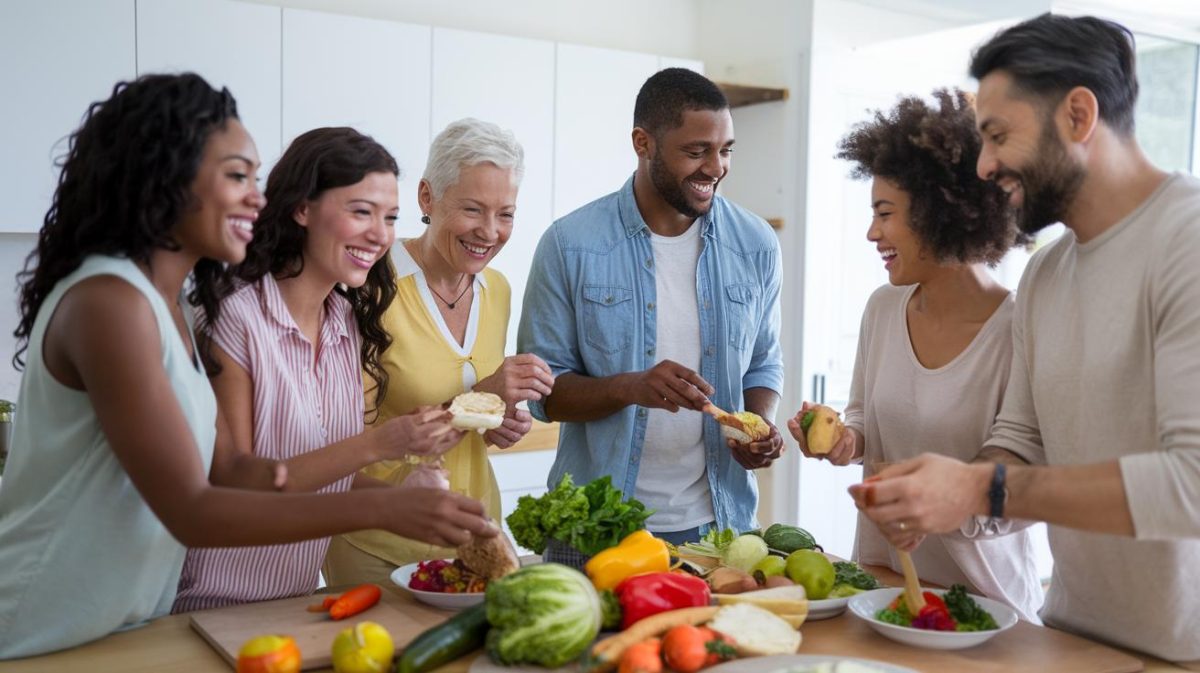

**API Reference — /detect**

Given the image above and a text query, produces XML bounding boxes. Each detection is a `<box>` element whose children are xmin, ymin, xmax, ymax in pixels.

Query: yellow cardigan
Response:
<box><xmin>338</xmin><ymin>248</ymin><xmax>508</xmax><ymax>567</ymax></box>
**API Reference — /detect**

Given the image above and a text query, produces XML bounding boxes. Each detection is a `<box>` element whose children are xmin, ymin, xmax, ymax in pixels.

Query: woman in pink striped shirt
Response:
<box><xmin>174</xmin><ymin>127</ymin><xmax>473</xmax><ymax>612</ymax></box>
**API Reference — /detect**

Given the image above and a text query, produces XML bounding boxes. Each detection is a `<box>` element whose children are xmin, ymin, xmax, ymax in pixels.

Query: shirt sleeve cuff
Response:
<box><xmin>742</xmin><ymin>369</ymin><xmax>784</xmax><ymax>395</ymax></box>
<box><xmin>528</xmin><ymin>398</ymin><xmax>550</xmax><ymax>423</ymax></box>
<box><xmin>1119</xmin><ymin>451</ymin><xmax>1198</xmax><ymax>540</ymax></box>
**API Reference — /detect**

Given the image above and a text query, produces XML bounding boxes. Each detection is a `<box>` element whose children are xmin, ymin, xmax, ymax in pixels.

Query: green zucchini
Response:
<box><xmin>762</xmin><ymin>523</ymin><xmax>818</xmax><ymax>553</ymax></box>
<box><xmin>395</xmin><ymin>602</ymin><xmax>489</xmax><ymax>673</ymax></box>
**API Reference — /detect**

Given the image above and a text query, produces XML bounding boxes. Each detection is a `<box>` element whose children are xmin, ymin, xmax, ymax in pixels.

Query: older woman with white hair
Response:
<box><xmin>323</xmin><ymin>118</ymin><xmax>554</xmax><ymax>585</ymax></box>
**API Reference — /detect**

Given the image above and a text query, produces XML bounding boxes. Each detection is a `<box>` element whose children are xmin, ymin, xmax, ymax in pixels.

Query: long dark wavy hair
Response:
<box><xmin>213</xmin><ymin>127</ymin><xmax>399</xmax><ymax>419</ymax></box>
<box><xmin>14</xmin><ymin>73</ymin><xmax>238</xmax><ymax>369</ymax></box>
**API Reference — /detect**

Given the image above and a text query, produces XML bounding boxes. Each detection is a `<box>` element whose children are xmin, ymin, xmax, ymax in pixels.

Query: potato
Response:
<box><xmin>708</xmin><ymin>567</ymin><xmax>757</xmax><ymax>594</ymax></box>
<box><xmin>805</xmin><ymin>405</ymin><xmax>845</xmax><ymax>455</ymax></box>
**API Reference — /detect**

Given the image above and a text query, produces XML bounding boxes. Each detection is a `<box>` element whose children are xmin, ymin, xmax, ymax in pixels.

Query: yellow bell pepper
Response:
<box><xmin>584</xmin><ymin>529</ymin><xmax>670</xmax><ymax>591</ymax></box>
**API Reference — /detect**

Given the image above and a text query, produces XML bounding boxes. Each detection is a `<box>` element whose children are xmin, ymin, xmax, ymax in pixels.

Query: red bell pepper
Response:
<box><xmin>613</xmin><ymin>572</ymin><xmax>711</xmax><ymax>629</ymax></box>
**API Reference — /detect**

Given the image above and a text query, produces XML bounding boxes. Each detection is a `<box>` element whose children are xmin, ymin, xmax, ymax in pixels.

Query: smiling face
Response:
<box><xmin>647</xmin><ymin>107</ymin><xmax>734</xmax><ymax>219</ymax></box>
<box><xmin>294</xmin><ymin>171</ymin><xmax>398</xmax><ymax>289</ymax></box>
<box><xmin>867</xmin><ymin>177</ymin><xmax>937</xmax><ymax>286</ymax></box>
<box><xmin>419</xmin><ymin>162</ymin><xmax>518</xmax><ymax>275</ymax></box>
<box><xmin>174</xmin><ymin>119</ymin><xmax>265</xmax><ymax>264</ymax></box>
<box><xmin>975</xmin><ymin>71</ymin><xmax>1086</xmax><ymax>236</ymax></box>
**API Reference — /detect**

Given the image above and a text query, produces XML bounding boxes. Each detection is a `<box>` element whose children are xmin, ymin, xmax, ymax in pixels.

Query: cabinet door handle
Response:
<box><xmin>811</xmin><ymin>374</ymin><xmax>826</xmax><ymax>404</ymax></box>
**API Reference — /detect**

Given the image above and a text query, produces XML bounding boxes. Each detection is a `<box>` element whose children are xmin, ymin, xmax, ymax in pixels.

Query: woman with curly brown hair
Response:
<box><xmin>786</xmin><ymin>88</ymin><xmax>1042</xmax><ymax>621</ymax></box>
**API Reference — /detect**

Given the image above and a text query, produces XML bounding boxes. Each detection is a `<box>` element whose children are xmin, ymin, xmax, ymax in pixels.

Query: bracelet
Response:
<box><xmin>988</xmin><ymin>463</ymin><xmax>1008</xmax><ymax>519</ymax></box>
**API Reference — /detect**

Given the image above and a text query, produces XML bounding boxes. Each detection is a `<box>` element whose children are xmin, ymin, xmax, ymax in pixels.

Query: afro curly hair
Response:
<box><xmin>836</xmin><ymin>88</ymin><xmax>1028</xmax><ymax>265</ymax></box>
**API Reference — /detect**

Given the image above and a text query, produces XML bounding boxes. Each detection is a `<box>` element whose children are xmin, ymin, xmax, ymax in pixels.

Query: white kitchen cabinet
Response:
<box><xmin>490</xmin><ymin>449</ymin><xmax>558</xmax><ymax>555</ymax></box>
<box><xmin>136</xmin><ymin>0</ymin><xmax>282</xmax><ymax>174</ymax></box>
<box><xmin>281</xmin><ymin>9</ymin><xmax>432</xmax><ymax>235</ymax></box>
<box><xmin>431</xmin><ymin>28</ymin><xmax>555</xmax><ymax>355</ymax></box>
<box><xmin>0</xmin><ymin>0</ymin><xmax>135</xmax><ymax>233</ymax></box>
<box><xmin>553</xmin><ymin>44</ymin><xmax>660</xmax><ymax>220</ymax></box>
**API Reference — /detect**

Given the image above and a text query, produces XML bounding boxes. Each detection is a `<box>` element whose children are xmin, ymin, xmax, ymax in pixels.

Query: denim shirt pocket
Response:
<box><xmin>583</xmin><ymin>285</ymin><xmax>635</xmax><ymax>354</ymax></box>
<box><xmin>725</xmin><ymin>283</ymin><xmax>759</xmax><ymax>351</ymax></box>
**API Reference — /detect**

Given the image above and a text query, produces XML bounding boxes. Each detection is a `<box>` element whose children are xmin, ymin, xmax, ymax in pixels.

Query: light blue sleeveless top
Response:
<box><xmin>0</xmin><ymin>256</ymin><xmax>217</xmax><ymax>658</ymax></box>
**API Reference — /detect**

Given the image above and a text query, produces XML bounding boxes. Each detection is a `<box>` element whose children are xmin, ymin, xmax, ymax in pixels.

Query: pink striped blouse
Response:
<box><xmin>172</xmin><ymin>275</ymin><xmax>361</xmax><ymax>613</ymax></box>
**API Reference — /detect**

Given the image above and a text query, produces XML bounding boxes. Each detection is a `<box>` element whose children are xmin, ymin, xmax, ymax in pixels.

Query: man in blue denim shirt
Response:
<box><xmin>517</xmin><ymin>69</ymin><xmax>784</xmax><ymax>543</ymax></box>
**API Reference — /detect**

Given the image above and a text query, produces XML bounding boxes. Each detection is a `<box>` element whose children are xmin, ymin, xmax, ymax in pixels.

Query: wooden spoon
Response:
<box><xmin>898</xmin><ymin>549</ymin><xmax>926</xmax><ymax>612</ymax></box>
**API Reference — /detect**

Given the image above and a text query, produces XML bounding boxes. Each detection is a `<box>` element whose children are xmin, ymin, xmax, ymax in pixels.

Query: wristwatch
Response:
<box><xmin>988</xmin><ymin>463</ymin><xmax>1008</xmax><ymax>519</ymax></box>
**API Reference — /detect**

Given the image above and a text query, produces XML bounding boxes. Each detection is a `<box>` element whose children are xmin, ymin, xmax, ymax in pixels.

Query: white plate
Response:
<box><xmin>390</xmin><ymin>561</ymin><xmax>484</xmax><ymax>610</ymax></box>
<box><xmin>847</xmin><ymin>587</ymin><xmax>1018</xmax><ymax>650</ymax></box>
<box><xmin>706</xmin><ymin>653</ymin><xmax>918</xmax><ymax>673</ymax></box>
<box><xmin>806</xmin><ymin>594</ymin><xmax>852</xmax><ymax>620</ymax></box>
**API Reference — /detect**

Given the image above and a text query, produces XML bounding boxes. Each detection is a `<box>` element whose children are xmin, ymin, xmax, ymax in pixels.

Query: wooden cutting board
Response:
<box><xmin>189</xmin><ymin>589</ymin><xmax>452</xmax><ymax>670</ymax></box>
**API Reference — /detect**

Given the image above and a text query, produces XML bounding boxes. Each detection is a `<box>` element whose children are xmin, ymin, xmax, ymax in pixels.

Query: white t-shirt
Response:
<box><xmin>635</xmin><ymin>222</ymin><xmax>714</xmax><ymax>531</ymax></box>
<box><xmin>987</xmin><ymin>173</ymin><xmax>1200</xmax><ymax>662</ymax></box>
<box><xmin>844</xmin><ymin>284</ymin><xmax>1043</xmax><ymax>623</ymax></box>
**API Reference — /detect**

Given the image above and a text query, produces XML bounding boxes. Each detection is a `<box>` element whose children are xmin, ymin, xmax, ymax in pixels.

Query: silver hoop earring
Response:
<box><xmin>420</xmin><ymin>214</ymin><xmax>431</xmax><ymax>225</ymax></box>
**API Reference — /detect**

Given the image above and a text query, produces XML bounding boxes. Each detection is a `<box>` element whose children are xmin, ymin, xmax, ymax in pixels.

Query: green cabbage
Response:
<box><xmin>485</xmin><ymin>563</ymin><xmax>602</xmax><ymax>667</ymax></box>
<box><xmin>721</xmin><ymin>534</ymin><xmax>769</xmax><ymax>572</ymax></box>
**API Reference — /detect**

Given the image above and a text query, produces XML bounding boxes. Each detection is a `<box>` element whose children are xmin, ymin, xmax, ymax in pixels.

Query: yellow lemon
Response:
<box><xmin>331</xmin><ymin>621</ymin><xmax>394</xmax><ymax>673</ymax></box>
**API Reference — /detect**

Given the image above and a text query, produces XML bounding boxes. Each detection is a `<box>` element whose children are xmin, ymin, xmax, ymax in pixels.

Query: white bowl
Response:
<box><xmin>847</xmin><ymin>587</ymin><xmax>1018</xmax><ymax>650</ymax></box>
<box><xmin>705</xmin><ymin>653</ymin><xmax>917</xmax><ymax>673</ymax></box>
<box><xmin>390</xmin><ymin>561</ymin><xmax>484</xmax><ymax>611</ymax></box>
<box><xmin>806</xmin><ymin>594</ymin><xmax>852</xmax><ymax>621</ymax></box>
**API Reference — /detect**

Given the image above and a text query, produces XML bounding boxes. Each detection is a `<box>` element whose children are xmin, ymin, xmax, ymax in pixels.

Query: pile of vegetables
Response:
<box><xmin>875</xmin><ymin>584</ymin><xmax>999</xmax><ymax>632</ymax></box>
<box><xmin>397</xmin><ymin>563</ymin><xmax>603</xmax><ymax>673</ymax></box>
<box><xmin>506</xmin><ymin>475</ymin><xmax>652</xmax><ymax>557</ymax></box>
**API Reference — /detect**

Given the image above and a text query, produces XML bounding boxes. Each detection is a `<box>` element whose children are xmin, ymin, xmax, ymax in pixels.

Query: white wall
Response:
<box><xmin>0</xmin><ymin>0</ymin><xmax>703</xmax><ymax>403</ymax></box>
<box><xmin>244</xmin><ymin>0</ymin><xmax>702</xmax><ymax>59</ymax></box>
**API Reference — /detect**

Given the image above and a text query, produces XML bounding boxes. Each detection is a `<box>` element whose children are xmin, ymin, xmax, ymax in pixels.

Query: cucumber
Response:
<box><xmin>395</xmin><ymin>602</ymin><xmax>489</xmax><ymax>673</ymax></box>
<box><xmin>762</xmin><ymin>523</ymin><xmax>818</xmax><ymax>553</ymax></box>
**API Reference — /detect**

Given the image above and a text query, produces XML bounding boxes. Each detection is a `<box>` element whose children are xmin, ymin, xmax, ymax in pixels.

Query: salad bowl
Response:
<box><xmin>847</xmin><ymin>587</ymin><xmax>1018</xmax><ymax>650</ymax></box>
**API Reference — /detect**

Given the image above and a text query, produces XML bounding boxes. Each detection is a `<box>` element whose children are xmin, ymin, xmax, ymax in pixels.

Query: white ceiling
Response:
<box><xmin>847</xmin><ymin>0</ymin><xmax>1200</xmax><ymax>33</ymax></box>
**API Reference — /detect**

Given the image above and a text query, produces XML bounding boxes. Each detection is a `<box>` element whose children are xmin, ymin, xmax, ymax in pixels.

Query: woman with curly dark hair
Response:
<box><xmin>786</xmin><ymin>88</ymin><xmax>1041</xmax><ymax>621</ymax></box>
<box><xmin>172</xmin><ymin>127</ymin><xmax>469</xmax><ymax>612</ymax></box>
<box><xmin>0</xmin><ymin>75</ymin><xmax>496</xmax><ymax>658</ymax></box>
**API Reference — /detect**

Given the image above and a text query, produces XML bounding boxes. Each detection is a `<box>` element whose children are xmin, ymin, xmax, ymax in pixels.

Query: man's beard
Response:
<box><xmin>1001</xmin><ymin>122</ymin><xmax>1086</xmax><ymax>236</ymax></box>
<box><xmin>649</xmin><ymin>149</ymin><xmax>713</xmax><ymax>219</ymax></box>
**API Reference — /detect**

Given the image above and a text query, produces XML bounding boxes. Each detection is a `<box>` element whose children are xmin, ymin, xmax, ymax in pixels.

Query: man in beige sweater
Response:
<box><xmin>850</xmin><ymin>13</ymin><xmax>1200</xmax><ymax>663</ymax></box>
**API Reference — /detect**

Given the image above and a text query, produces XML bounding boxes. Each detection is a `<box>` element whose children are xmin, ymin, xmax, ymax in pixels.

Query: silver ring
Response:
<box><xmin>898</xmin><ymin>521</ymin><xmax>908</xmax><ymax>532</ymax></box>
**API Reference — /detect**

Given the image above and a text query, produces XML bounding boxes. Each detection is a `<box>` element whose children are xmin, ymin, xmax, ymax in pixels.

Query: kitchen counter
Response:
<box><xmin>2</xmin><ymin>564</ymin><xmax>1191</xmax><ymax>673</ymax></box>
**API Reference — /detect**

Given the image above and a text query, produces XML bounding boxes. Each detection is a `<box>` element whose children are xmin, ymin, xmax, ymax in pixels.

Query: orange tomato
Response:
<box><xmin>236</xmin><ymin>634</ymin><xmax>302</xmax><ymax>673</ymax></box>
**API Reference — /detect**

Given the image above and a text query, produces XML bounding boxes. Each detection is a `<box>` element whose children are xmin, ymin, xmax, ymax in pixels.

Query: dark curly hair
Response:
<box><xmin>634</xmin><ymin>68</ymin><xmax>728</xmax><ymax>137</ymax></box>
<box><xmin>14</xmin><ymin>73</ymin><xmax>238</xmax><ymax>369</ymax></box>
<box><xmin>836</xmin><ymin>88</ymin><xmax>1028</xmax><ymax>265</ymax></box>
<box><xmin>211</xmin><ymin>127</ymin><xmax>399</xmax><ymax>420</ymax></box>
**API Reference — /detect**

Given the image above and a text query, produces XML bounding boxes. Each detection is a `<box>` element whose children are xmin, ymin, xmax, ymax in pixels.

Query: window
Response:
<box><xmin>1134</xmin><ymin>34</ymin><xmax>1198</xmax><ymax>173</ymax></box>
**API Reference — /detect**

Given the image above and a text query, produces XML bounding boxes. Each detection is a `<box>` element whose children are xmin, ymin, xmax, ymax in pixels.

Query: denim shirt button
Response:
<box><xmin>647</xmin><ymin>302</ymin><xmax>655</xmax><ymax>311</ymax></box>
<box><xmin>645</xmin><ymin>258</ymin><xmax>653</xmax><ymax>268</ymax></box>
<box><xmin>646</xmin><ymin>348</ymin><xmax>655</xmax><ymax>357</ymax></box>
<box><xmin>638</xmin><ymin>408</ymin><xmax>647</xmax><ymax>417</ymax></box>
<box><xmin>604</xmin><ymin>296</ymin><xmax>613</xmax><ymax>304</ymax></box>
<box><xmin>706</xmin><ymin>346</ymin><xmax>716</xmax><ymax>356</ymax></box>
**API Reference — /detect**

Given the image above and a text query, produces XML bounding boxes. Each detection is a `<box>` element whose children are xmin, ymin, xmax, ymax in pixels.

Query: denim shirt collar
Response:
<box><xmin>617</xmin><ymin>173</ymin><xmax>716</xmax><ymax>242</ymax></box>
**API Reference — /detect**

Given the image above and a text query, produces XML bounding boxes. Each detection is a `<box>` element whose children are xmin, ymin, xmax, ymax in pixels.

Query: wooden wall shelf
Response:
<box><xmin>717</xmin><ymin>82</ymin><xmax>788</xmax><ymax>108</ymax></box>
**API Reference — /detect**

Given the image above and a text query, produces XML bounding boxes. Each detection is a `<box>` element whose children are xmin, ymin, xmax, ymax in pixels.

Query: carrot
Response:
<box><xmin>586</xmin><ymin>606</ymin><xmax>719</xmax><ymax>673</ymax></box>
<box><xmin>328</xmin><ymin>583</ymin><xmax>382</xmax><ymax>620</ymax></box>
<box><xmin>305</xmin><ymin>596</ymin><xmax>338</xmax><ymax>613</ymax></box>
<box><xmin>662</xmin><ymin>625</ymin><xmax>707</xmax><ymax>673</ymax></box>
<box><xmin>618</xmin><ymin>638</ymin><xmax>662</xmax><ymax>673</ymax></box>
<box><xmin>697</xmin><ymin>627</ymin><xmax>738</xmax><ymax>666</ymax></box>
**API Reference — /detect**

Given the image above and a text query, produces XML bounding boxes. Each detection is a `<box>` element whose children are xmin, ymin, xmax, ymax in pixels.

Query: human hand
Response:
<box><xmin>484</xmin><ymin>407</ymin><xmax>533</xmax><ymax>449</ymax></box>
<box><xmin>729</xmin><ymin>418</ymin><xmax>784</xmax><ymax>470</ymax></box>
<box><xmin>628</xmin><ymin>359</ymin><xmax>714</xmax><ymax>412</ymax></box>
<box><xmin>786</xmin><ymin>402</ymin><xmax>856</xmax><ymax>465</ymax></box>
<box><xmin>372</xmin><ymin>406</ymin><xmax>463</xmax><ymax>461</ymax></box>
<box><xmin>473</xmin><ymin>353</ymin><xmax>555</xmax><ymax>406</ymax></box>
<box><xmin>847</xmin><ymin>454</ymin><xmax>990</xmax><ymax>545</ymax></box>
<box><xmin>383</xmin><ymin>488</ymin><xmax>499</xmax><ymax>548</ymax></box>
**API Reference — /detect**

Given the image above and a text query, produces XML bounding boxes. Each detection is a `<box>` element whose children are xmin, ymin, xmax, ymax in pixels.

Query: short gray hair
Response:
<box><xmin>422</xmin><ymin>118</ymin><xmax>525</xmax><ymax>198</ymax></box>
